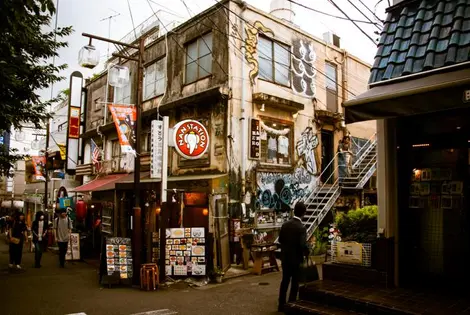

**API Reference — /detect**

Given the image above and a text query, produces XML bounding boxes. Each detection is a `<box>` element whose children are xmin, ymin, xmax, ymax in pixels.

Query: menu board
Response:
<box><xmin>165</xmin><ymin>227</ymin><xmax>206</xmax><ymax>276</ymax></box>
<box><xmin>249</xmin><ymin>118</ymin><xmax>260</xmax><ymax>159</ymax></box>
<box><xmin>151</xmin><ymin>231</ymin><xmax>160</xmax><ymax>263</ymax></box>
<box><xmin>104</xmin><ymin>237</ymin><xmax>133</xmax><ymax>280</ymax></box>
<box><xmin>66</xmin><ymin>233</ymin><xmax>80</xmax><ymax>261</ymax></box>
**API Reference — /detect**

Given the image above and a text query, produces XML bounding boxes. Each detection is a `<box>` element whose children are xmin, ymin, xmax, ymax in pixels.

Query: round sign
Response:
<box><xmin>173</xmin><ymin>120</ymin><xmax>210</xmax><ymax>160</ymax></box>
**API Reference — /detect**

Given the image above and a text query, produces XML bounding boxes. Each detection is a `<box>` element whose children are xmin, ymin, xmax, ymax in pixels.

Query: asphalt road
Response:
<box><xmin>0</xmin><ymin>239</ymin><xmax>283</xmax><ymax>315</ymax></box>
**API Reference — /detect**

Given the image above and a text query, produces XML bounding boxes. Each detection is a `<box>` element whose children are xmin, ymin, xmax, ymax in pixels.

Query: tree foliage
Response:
<box><xmin>0</xmin><ymin>0</ymin><xmax>72</xmax><ymax>175</ymax></box>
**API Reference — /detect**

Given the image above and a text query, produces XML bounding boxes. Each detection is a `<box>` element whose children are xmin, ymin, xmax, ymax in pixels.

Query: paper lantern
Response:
<box><xmin>155</xmin><ymin>207</ymin><xmax>161</xmax><ymax>215</ymax></box>
<box><xmin>75</xmin><ymin>200</ymin><xmax>87</xmax><ymax>222</ymax></box>
<box><xmin>202</xmin><ymin>208</ymin><xmax>209</xmax><ymax>216</ymax></box>
<box><xmin>108</xmin><ymin>64</ymin><xmax>130</xmax><ymax>88</ymax></box>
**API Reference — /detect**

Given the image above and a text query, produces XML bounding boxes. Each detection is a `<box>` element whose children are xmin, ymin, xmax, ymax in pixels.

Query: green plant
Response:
<box><xmin>311</xmin><ymin>226</ymin><xmax>329</xmax><ymax>256</ymax></box>
<box><xmin>335</xmin><ymin>205</ymin><xmax>378</xmax><ymax>244</ymax></box>
<box><xmin>212</xmin><ymin>267</ymin><xmax>224</xmax><ymax>276</ymax></box>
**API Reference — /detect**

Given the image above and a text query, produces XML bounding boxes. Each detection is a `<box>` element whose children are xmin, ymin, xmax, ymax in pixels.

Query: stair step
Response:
<box><xmin>285</xmin><ymin>300</ymin><xmax>360</xmax><ymax>315</ymax></box>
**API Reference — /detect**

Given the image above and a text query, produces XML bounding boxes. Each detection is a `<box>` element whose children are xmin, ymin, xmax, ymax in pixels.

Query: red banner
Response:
<box><xmin>31</xmin><ymin>156</ymin><xmax>46</xmax><ymax>181</ymax></box>
<box><xmin>108</xmin><ymin>104</ymin><xmax>136</xmax><ymax>154</ymax></box>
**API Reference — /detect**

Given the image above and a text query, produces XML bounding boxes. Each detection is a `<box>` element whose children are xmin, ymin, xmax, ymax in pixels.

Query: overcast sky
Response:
<box><xmin>40</xmin><ymin>0</ymin><xmax>388</xmax><ymax>101</ymax></box>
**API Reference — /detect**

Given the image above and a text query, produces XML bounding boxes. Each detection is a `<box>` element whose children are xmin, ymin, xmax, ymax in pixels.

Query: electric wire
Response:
<box><xmin>126</xmin><ymin>0</ymin><xmax>138</xmax><ymax>42</ymax></box>
<box><xmin>356</xmin><ymin>0</ymin><xmax>384</xmax><ymax>23</ymax></box>
<box><xmin>345</xmin><ymin>0</ymin><xmax>382</xmax><ymax>30</ymax></box>
<box><xmin>286</xmin><ymin>0</ymin><xmax>381</xmax><ymax>26</ymax></box>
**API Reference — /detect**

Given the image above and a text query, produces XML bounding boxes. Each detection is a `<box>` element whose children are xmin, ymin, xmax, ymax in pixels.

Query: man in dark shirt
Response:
<box><xmin>278</xmin><ymin>202</ymin><xmax>309</xmax><ymax>312</ymax></box>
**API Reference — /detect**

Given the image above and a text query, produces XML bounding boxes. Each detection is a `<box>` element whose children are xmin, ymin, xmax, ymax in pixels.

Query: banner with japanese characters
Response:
<box><xmin>108</xmin><ymin>104</ymin><xmax>136</xmax><ymax>154</ymax></box>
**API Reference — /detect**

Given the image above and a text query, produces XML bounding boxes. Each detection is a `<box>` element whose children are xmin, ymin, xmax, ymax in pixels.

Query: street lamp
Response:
<box><xmin>108</xmin><ymin>64</ymin><xmax>130</xmax><ymax>88</ymax></box>
<box><xmin>78</xmin><ymin>44</ymin><xmax>100</xmax><ymax>69</ymax></box>
<box><xmin>80</xmin><ymin>32</ymin><xmax>145</xmax><ymax>284</ymax></box>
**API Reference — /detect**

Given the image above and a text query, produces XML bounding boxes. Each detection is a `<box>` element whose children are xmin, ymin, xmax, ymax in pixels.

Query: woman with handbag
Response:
<box><xmin>8</xmin><ymin>211</ymin><xmax>28</xmax><ymax>269</ymax></box>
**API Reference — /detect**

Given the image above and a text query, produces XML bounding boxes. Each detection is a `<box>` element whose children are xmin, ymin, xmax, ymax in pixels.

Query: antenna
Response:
<box><xmin>100</xmin><ymin>11</ymin><xmax>121</xmax><ymax>59</ymax></box>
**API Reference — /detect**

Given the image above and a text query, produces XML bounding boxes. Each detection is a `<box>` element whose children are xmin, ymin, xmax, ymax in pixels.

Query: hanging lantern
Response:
<box><xmin>78</xmin><ymin>45</ymin><xmax>100</xmax><ymax>69</ymax></box>
<box><xmin>31</xmin><ymin>139</ymin><xmax>40</xmax><ymax>150</ymax></box>
<box><xmin>75</xmin><ymin>199</ymin><xmax>87</xmax><ymax>222</ymax></box>
<box><xmin>14</xmin><ymin>130</ymin><xmax>25</xmax><ymax>141</ymax></box>
<box><xmin>202</xmin><ymin>208</ymin><xmax>209</xmax><ymax>216</ymax></box>
<box><xmin>155</xmin><ymin>207</ymin><xmax>161</xmax><ymax>215</ymax></box>
<box><xmin>108</xmin><ymin>64</ymin><xmax>130</xmax><ymax>88</ymax></box>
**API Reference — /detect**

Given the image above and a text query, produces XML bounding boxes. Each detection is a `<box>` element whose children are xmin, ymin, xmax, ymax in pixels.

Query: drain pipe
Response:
<box><xmin>240</xmin><ymin>11</ymin><xmax>247</xmax><ymax>197</ymax></box>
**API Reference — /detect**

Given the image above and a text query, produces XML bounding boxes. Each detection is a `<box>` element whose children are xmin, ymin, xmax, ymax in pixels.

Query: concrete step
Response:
<box><xmin>284</xmin><ymin>300</ymin><xmax>361</xmax><ymax>315</ymax></box>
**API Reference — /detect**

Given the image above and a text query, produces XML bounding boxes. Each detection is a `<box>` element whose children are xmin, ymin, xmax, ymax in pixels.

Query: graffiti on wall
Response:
<box><xmin>256</xmin><ymin>127</ymin><xmax>319</xmax><ymax>211</ymax></box>
<box><xmin>244</xmin><ymin>21</ymin><xmax>274</xmax><ymax>85</ymax></box>
<box><xmin>291</xmin><ymin>39</ymin><xmax>317</xmax><ymax>97</ymax></box>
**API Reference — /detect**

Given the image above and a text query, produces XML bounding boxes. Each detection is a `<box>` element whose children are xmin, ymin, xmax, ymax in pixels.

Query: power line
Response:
<box><xmin>357</xmin><ymin>0</ymin><xmax>384</xmax><ymax>23</ymax></box>
<box><xmin>345</xmin><ymin>0</ymin><xmax>382</xmax><ymax>30</ymax></box>
<box><xmin>287</xmin><ymin>0</ymin><xmax>381</xmax><ymax>26</ymax></box>
<box><xmin>326</xmin><ymin>0</ymin><xmax>377</xmax><ymax>45</ymax></box>
<box><xmin>126</xmin><ymin>0</ymin><xmax>138</xmax><ymax>41</ymax></box>
<box><xmin>148</xmin><ymin>0</ymin><xmax>186</xmax><ymax>18</ymax></box>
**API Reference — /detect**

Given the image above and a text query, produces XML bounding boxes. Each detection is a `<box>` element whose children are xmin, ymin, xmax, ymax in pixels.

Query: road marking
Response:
<box><xmin>66</xmin><ymin>309</ymin><xmax>178</xmax><ymax>315</ymax></box>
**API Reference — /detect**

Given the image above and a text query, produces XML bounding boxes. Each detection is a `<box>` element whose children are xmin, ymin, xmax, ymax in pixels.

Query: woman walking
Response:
<box><xmin>8</xmin><ymin>211</ymin><xmax>28</xmax><ymax>269</ymax></box>
<box><xmin>32</xmin><ymin>211</ymin><xmax>48</xmax><ymax>268</ymax></box>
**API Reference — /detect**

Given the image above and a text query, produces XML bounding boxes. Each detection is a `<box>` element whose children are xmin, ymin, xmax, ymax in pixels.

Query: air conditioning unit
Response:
<box><xmin>323</xmin><ymin>31</ymin><xmax>341</xmax><ymax>48</ymax></box>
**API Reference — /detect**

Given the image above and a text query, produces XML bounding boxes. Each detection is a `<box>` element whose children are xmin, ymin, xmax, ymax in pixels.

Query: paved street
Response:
<box><xmin>0</xmin><ymin>239</ymin><xmax>282</xmax><ymax>315</ymax></box>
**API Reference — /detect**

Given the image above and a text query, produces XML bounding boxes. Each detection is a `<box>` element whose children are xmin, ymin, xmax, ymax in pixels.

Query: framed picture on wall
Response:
<box><xmin>419</xmin><ymin>183</ymin><xmax>430</xmax><ymax>196</ymax></box>
<box><xmin>450</xmin><ymin>181</ymin><xmax>463</xmax><ymax>195</ymax></box>
<box><xmin>442</xmin><ymin>196</ymin><xmax>452</xmax><ymax>209</ymax></box>
<box><xmin>410</xmin><ymin>183</ymin><xmax>420</xmax><ymax>195</ymax></box>
<box><xmin>409</xmin><ymin>196</ymin><xmax>421</xmax><ymax>209</ymax></box>
<box><xmin>421</xmin><ymin>168</ymin><xmax>432</xmax><ymax>181</ymax></box>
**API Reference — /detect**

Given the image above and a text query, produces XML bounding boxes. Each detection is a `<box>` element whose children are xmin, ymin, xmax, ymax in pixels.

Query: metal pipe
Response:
<box><xmin>240</xmin><ymin>13</ymin><xmax>247</xmax><ymax>197</ymax></box>
<box><xmin>82</xmin><ymin>33</ymin><xmax>139</xmax><ymax>49</ymax></box>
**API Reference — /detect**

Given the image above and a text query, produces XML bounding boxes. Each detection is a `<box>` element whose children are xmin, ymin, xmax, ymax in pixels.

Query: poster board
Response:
<box><xmin>100</xmin><ymin>237</ymin><xmax>133</xmax><ymax>286</ymax></box>
<box><xmin>165</xmin><ymin>227</ymin><xmax>206</xmax><ymax>276</ymax></box>
<box><xmin>66</xmin><ymin>233</ymin><xmax>80</xmax><ymax>261</ymax></box>
<box><xmin>336</xmin><ymin>242</ymin><xmax>363</xmax><ymax>265</ymax></box>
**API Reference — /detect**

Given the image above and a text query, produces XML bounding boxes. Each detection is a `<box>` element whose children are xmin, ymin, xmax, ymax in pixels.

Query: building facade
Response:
<box><xmin>77</xmin><ymin>0</ymin><xmax>375</xmax><ymax>270</ymax></box>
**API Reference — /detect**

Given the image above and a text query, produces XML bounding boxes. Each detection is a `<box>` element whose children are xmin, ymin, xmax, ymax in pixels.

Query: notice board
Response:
<box><xmin>100</xmin><ymin>237</ymin><xmax>133</xmax><ymax>286</ymax></box>
<box><xmin>165</xmin><ymin>227</ymin><xmax>206</xmax><ymax>276</ymax></box>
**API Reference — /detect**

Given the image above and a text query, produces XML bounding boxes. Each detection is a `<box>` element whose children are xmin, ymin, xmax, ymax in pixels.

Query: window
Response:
<box><xmin>260</xmin><ymin>119</ymin><xmax>293</xmax><ymax>165</ymax></box>
<box><xmin>111</xmin><ymin>140</ymin><xmax>121</xmax><ymax>158</ymax></box>
<box><xmin>325</xmin><ymin>62</ymin><xmax>338</xmax><ymax>112</ymax></box>
<box><xmin>144</xmin><ymin>57</ymin><xmax>166</xmax><ymax>100</ymax></box>
<box><xmin>258</xmin><ymin>37</ymin><xmax>290</xmax><ymax>86</ymax></box>
<box><xmin>114</xmin><ymin>74</ymin><xmax>132</xmax><ymax>105</ymax></box>
<box><xmin>185</xmin><ymin>33</ymin><xmax>213</xmax><ymax>84</ymax></box>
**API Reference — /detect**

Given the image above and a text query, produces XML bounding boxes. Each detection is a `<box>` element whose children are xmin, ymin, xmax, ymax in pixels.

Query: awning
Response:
<box><xmin>115</xmin><ymin>173</ymin><xmax>227</xmax><ymax>190</ymax></box>
<box><xmin>343</xmin><ymin>67</ymin><xmax>470</xmax><ymax>123</ymax></box>
<box><xmin>72</xmin><ymin>173</ymin><xmax>130</xmax><ymax>193</ymax></box>
<box><xmin>1</xmin><ymin>200</ymin><xmax>24</xmax><ymax>209</ymax></box>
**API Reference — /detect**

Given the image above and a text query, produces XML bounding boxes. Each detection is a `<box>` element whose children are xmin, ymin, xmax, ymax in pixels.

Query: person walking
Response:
<box><xmin>31</xmin><ymin>211</ymin><xmax>48</xmax><ymax>268</ymax></box>
<box><xmin>53</xmin><ymin>209</ymin><xmax>72</xmax><ymax>268</ymax></box>
<box><xmin>278</xmin><ymin>202</ymin><xmax>309</xmax><ymax>312</ymax></box>
<box><xmin>8</xmin><ymin>211</ymin><xmax>28</xmax><ymax>269</ymax></box>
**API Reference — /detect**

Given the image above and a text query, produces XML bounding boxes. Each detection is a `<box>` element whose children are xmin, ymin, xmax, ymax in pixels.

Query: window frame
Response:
<box><xmin>258</xmin><ymin>116</ymin><xmax>294</xmax><ymax>167</ymax></box>
<box><xmin>184</xmin><ymin>32</ymin><xmax>213</xmax><ymax>84</ymax></box>
<box><xmin>143</xmin><ymin>56</ymin><xmax>166</xmax><ymax>101</ymax></box>
<box><xmin>257</xmin><ymin>36</ymin><xmax>291</xmax><ymax>87</ymax></box>
<box><xmin>325</xmin><ymin>61</ymin><xmax>338</xmax><ymax>112</ymax></box>
<box><xmin>113</xmin><ymin>70</ymin><xmax>132</xmax><ymax>105</ymax></box>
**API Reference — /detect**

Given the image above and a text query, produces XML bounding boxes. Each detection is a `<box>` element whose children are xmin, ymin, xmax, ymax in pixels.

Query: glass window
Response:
<box><xmin>185</xmin><ymin>33</ymin><xmax>213</xmax><ymax>84</ymax></box>
<box><xmin>260</xmin><ymin>119</ymin><xmax>293</xmax><ymax>165</ymax></box>
<box><xmin>257</xmin><ymin>37</ymin><xmax>290</xmax><ymax>86</ymax></box>
<box><xmin>114</xmin><ymin>73</ymin><xmax>132</xmax><ymax>105</ymax></box>
<box><xmin>111</xmin><ymin>140</ymin><xmax>121</xmax><ymax>158</ymax></box>
<box><xmin>143</xmin><ymin>57</ymin><xmax>166</xmax><ymax>100</ymax></box>
<box><xmin>325</xmin><ymin>62</ymin><xmax>337</xmax><ymax>91</ymax></box>
<box><xmin>325</xmin><ymin>62</ymin><xmax>338</xmax><ymax>112</ymax></box>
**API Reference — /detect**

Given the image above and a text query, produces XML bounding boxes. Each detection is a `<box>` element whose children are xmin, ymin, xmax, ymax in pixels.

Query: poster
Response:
<box><xmin>104</xmin><ymin>237</ymin><xmax>133</xmax><ymax>280</ymax></box>
<box><xmin>165</xmin><ymin>227</ymin><xmax>206</xmax><ymax>276</ymax></box>
<box><xmin>31</xmin><ymin>156</ymin><xmax>46</xmax><ymax>181</ymax></box>
<box><xmin>336</xmin><ymin>242</ymin><xmax>363</xmax><ymax>265</ymax></box>
<box><xmin>108</xmin><ymin>104</ymin><xmax>136</xmax><ymax>154</ymax></box>
<box><xmin>66</xmin><ymin>233</ymin><xmax>80</xmax><ymax>260</ymax></box>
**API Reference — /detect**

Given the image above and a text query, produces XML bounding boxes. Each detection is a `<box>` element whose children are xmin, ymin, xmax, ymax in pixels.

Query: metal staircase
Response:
<box><xmin>302</xmin><ymin>133</ymin><xmax>377</xmax><ymax>241</ymax></box>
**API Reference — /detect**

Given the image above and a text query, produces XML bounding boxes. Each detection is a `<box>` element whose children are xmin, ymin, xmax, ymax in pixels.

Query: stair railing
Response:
<box><xmin>353</xmin><ymin>133</ymin><xmax>377</xmax><ymax>169</ymax></box>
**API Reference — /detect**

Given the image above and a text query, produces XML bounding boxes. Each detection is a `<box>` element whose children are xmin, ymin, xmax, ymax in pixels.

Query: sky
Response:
<box><xmin>39</xmin><ymin>0</ymin><xmax>388</xmax><ymax>102</ymax></box>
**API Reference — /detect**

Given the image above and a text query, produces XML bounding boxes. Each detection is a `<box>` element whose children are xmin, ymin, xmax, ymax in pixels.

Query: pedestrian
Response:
<box><xmin>338</xmin><ymin>135</ymin><xmax>355</xmax><ymax>185</ymax></box>
<box><xmin>278</xmin><ymin>202</ymin><xmax>309</xmax><ymax>312</ymax></box>
<box><xmin>53</xmin><ymin>209</ymin><xmax>72</xmax><ymax>268</ymax></box>
<box><xmin>31</xmin><ymin>211</ymin><xmax>48</xmax><ymax>268</ymax></box>
<box><xmin>8</xmin><ymin>211</ymin><xmax>28</xmax><ymax>269</ymax></box>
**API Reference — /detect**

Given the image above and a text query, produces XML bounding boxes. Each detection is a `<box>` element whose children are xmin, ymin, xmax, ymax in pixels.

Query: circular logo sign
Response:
<box><xmin>173</xmin><ymin>120</ymin><xmax>210</xmax><ymax>160</ymax></box>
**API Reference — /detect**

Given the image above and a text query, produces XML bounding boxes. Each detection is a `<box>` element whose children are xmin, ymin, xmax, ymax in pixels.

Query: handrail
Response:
<box><xmin>346</xmin><ymin>149</ymin><xmax>377</xmax><ymax>181</ymax></box>
<box><xmin>353</xmin><ymin>134</ymin><xmax>377</xmax><ymax>169</ymax></box>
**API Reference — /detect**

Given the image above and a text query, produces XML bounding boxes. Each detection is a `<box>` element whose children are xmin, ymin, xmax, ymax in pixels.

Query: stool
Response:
<box><xmin>140</xmin><ymin>263</ymin><xmax>159</xmax><ymax>291</ymax></box>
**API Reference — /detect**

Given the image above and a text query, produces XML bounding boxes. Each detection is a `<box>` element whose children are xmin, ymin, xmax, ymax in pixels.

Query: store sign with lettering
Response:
<box><xmin>173</xmin><ymin>120</ymin><xmax>209</xmax><ymax>160</ymax></box>
<box><xmin>68</xmin><ymin>107</ymin><xmax>80</xmax><ymax>139</ymax></box>
<box><xmin>249</xmin><ymin>118</ymin><xmax>260</xmax><ymax>159</ymax></box>
<box><xmin>150</xmin><ymin>120</ymin><xmax>163</xmax><ymax>179</ymax></box>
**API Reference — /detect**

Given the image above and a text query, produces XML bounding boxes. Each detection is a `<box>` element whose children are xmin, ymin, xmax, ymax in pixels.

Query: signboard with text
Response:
<box><xmin>249</xmin><ymin>118</ymin><xmax>260</xmax><ymax>159</ymax></box>
<box><xmin>173</xmin><ymin>120</ymin><xmax>209</xmax><ymax>160</ymax></box>
<box><xmin>150</xmin><ymin>120</ymin><xmax>163</xmax><ymax>179</ymax></box>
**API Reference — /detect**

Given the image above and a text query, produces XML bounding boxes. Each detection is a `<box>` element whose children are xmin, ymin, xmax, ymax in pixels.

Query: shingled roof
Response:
<box><xmin>369</xmin><ymin>0</ymin><xmax>470</xmax><ymax>84</ymax></box>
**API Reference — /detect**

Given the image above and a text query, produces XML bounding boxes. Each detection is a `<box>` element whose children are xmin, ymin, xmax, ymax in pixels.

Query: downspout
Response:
<box><xmin>240</xmin><ymin>10</ymin><xmax>247</xmax><ymax>197</ymax></box>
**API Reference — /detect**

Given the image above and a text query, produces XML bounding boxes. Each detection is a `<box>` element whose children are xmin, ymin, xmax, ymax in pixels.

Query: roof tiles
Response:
<box><xmin>369</xmin><ymin>0</ymin><xmax>470</xmax><ymax>84</ymax></box>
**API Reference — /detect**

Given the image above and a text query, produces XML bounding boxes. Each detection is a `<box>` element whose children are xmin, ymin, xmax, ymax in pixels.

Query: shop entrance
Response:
<box><xmin>396</xmin><ymin>108</ymin><xmax>470</xmax><ymax>289</ymax></box>
<box><xmin>321</xmin><ymin>130</ymin><xmax>334</xmax><ymax>184</ymax></box>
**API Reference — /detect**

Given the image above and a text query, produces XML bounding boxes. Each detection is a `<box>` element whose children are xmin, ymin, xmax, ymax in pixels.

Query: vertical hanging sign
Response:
<box><xmin>66</xmin><ymin>71</ymin><xmax>84</xmax><ymax>173</ymax></box>
<box><xmin>150</xmin><ymin>120</ymin><xmax>163</xmax><ymax>179</ymax></box>
<box><xmin>249</xmin><ymin>118</ymin><xmax>260</xmax><ymax>159</ymax></box>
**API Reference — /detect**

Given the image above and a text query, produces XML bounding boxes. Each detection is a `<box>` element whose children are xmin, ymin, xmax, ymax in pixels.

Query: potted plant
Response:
<box><xmin>309</xmin><ymin>227</ymin><xmax>329</xmax><ymax>280</ymax></box>
<box><xmin>212</xmin><ymin>267</ymin><xmax>225</xmax><ymax>283</ymax></box>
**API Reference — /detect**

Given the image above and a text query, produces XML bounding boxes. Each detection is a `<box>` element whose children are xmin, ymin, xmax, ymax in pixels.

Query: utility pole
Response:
<box><xmin>100</xmin><ymin>11</ymin><xmax>120</xmax><ymax>59</ymax></box>
<box><xmin>81</xmin><ymin>32</ymin><xmax>145</xmax><ymax>284</ymax></box>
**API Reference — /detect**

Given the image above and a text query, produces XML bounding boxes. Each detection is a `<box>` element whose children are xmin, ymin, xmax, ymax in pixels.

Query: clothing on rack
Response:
<box><xmin>278</xmin><ymin>136</ymin><xmax>289</xmax><ymax>155</ymax></box>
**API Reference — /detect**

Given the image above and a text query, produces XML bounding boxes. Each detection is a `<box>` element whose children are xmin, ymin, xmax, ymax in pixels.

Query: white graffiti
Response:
<box><xmin>296</xmin><ymin>127</ymin><xmax>319</xmax><ymax>175</ymax></box>
<box><xmin>291</xmin><ymin>39</ymin><xmax>317</xmax><ymax>97</ymax></box>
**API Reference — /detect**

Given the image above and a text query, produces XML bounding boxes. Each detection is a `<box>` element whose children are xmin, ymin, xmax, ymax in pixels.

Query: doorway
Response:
<box><xmin>321</xmin><ymin>130</ymin><xmax>334</xmax><ymax>184</ymax></box>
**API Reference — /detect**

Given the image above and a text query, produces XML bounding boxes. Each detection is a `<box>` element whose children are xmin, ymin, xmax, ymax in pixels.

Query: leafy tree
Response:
<box><xmin>0</xmin><ymin>0</ymin><xmax>72</xmax><ymax>176</ymax></box>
